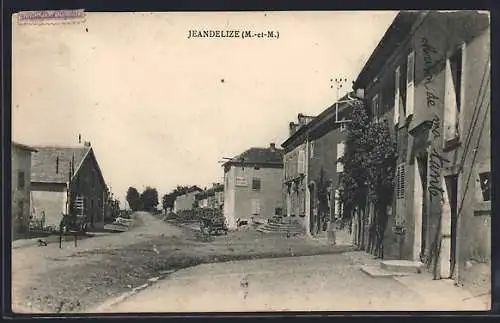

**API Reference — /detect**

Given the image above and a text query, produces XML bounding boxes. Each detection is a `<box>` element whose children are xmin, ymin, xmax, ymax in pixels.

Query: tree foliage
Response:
<box><xmin>126</xmin><ymin>187</ymin><xmax>141</xmax><ymax>211</ymax></box>
<box><xmin>338</xmin><ymin>100</ymin><xmax>371</xmax><ymax>218</ymax></box>
<box><xmin>338</xmin><ymin>99</ymin><xmax>397</xmax><ymax>257</ymax></box>
<box><xmin>140</xmin><ymin>187</ymin><xmax>159</xmax><ymax>212</ymax></box>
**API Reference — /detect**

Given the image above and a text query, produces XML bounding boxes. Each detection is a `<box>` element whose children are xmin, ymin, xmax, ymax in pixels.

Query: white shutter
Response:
<box><xmin>394</xmin><ymin>66</ymin><xmax>400</xmax><ymax>125</ymax></box>
<box><xmin>444</xmin><ymin>59</ymin><xmax>457</xmax><ymax>140</ymax></box>
<box><xmin>337</xmin><ymin>142</ymin><xmax>345</xmax><ymax>173</ymax></box>
<box><xmin>298</xmin><ymin>149</ymin><xmax>305</xmax><ymax>174</ymax></box>
<box><xmin>406</xmin><ymin>51</ymin><xmax>415</xmax><ymax>117</ymax></box>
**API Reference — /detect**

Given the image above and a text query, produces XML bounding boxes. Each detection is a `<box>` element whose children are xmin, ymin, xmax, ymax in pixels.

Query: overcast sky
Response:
<box><xmin>12</xmin><ymin>11</ymin><xmax>398</xmax><ymax>205</ymax></box>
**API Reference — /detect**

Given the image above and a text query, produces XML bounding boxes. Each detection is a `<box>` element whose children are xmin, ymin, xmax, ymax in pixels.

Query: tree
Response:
<box><xmin>126</xmin><ymin>187</ymin><xmax>141</xmax><ymax>211</ymax></box>
<box><xmin>338</xmin><ymin>99</ymin><xmax>397</xmax><ymax>258</ymax></box>
<box><xmin>338</xmin><ymin>99</ymin><xmax>371</xmax><ymax>248</ymax></box>
<box><xmin>140</xmin><ymin>187</ymin><xmax>159</xmax><ymax>212</ymax></box>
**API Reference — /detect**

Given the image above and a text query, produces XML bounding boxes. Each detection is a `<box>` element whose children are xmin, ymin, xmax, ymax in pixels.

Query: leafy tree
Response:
<box><xmin>126</xmin><ymin>187</ymin><xmax>141</xmax><ymax>211</ymax></box>
<box><xmin>338</xmin><ymin>99</ymin><xmax>397</xmax><ymax>258</ymax></box>
<box><xmin>140</xmin><ymin>187</ymin><xmax>159</xmax><ymax>212</ymax></box>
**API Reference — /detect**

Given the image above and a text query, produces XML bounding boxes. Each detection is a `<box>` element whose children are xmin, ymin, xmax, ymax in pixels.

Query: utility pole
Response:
<box><xmin>327</xmin><ymin>76</ymin><xmax>348</xmax><ymax>246</ymax></box>
<box><xmin>330</xmin><ymin>77</ymin><xmax>349</xmax><ymax>123</ymax></box>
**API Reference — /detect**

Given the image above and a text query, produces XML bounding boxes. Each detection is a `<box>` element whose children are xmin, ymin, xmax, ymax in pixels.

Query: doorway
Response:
<box><xmin>416</xmin><ymin>154</ymin><xmax>428</xmax><ymax>260</ymax></box>
<box><xmin>445</xmin><ymin>175</ymin><xmax>459</xmax><ymax>278</ymax></box>
<box><xmin>309</xmin><ymin>182</ymin><xmax>317</xmax><ymax>235</ymax></box>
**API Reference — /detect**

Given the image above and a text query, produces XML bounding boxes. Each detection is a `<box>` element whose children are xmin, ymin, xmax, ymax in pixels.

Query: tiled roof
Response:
<box><xmin>227</xmin><ymin>147</ymin><xmax>284</xmax><ymax>166</ymax></box>
<box><xmin>281</xmin><ymin>92</ymin><xmax>359</xmax><ymax>149</ymax></box>
<box><xmin>31</xmin><ymin>146</ymin><xmax>91</xmax><ymax>183</ymax></box>
<box><xmin>196</xmin><ymin>184</ymin><xmax>224</xmax><ymax>199</ymax></box>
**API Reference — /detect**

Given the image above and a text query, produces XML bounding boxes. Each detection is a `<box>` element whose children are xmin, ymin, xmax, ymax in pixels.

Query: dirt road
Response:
<box><xmin>12</xmin><ymin>212</ymin><xmax>357</xmax><ymax>314</ymax></box>
<box><xmin>11</xmin><ymin>212</ymin><xmax>182</xmax><ymax>313</ymax></box>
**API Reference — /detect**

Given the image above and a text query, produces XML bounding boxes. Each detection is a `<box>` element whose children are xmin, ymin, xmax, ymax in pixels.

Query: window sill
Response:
<box><xmin>443</xmin><ymin>137</ymin><xmax>461</xmax><ymax>152</ymax></box>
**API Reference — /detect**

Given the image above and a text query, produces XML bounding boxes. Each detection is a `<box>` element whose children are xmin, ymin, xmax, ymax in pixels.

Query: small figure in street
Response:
<box><xmin>240</xmin><ymin>275</ymin><xmax>249</xmax><ymax>300</ymax></box>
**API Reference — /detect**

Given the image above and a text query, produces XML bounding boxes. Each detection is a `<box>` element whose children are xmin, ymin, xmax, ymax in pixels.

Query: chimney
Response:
<box><xmin>269</xmin><ymin>142</ymin><xmax>276</xmax><ymax>151</ymax></box>
<box><xmin>289</xmin><ymin>122</ymin><xmax>297</xmax><ymax>136</ymax></box>
<box><xmin>84</xmin><ymin>141</ymin><xmax>91</xmax><ymax>147</ymax></box>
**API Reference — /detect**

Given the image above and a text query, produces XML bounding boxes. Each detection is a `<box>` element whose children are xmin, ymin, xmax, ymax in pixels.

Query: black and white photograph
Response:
<box><xmin>10</xmin><ymin>10</ymin><xmax>491</xmax><ymax>313</ymax></box>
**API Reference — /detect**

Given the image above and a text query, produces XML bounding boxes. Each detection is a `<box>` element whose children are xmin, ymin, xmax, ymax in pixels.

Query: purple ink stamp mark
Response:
<box><xmin>17</xmin><ymin>9</ymin><xmax>86</xmax><ymax>25</ymax></box>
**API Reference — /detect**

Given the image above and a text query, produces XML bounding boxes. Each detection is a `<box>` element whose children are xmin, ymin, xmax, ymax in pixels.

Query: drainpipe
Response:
<box><xmin>304</xmin><ymin>136</ymin><xmax>311</xmax><ymax>238</ymax></box>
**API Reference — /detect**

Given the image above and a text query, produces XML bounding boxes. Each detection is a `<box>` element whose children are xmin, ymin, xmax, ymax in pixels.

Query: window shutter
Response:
<box><xmin>406</xmin><ymin>51</ymin><xmax>415</xmax><ymax>117</ymax></box>
<box><xmin>337</xmin><ymin>142</ymin><xmax>345</xmax><ymax>173</ymax></box>
<box><xmin>394</xmin><ymin>66</ymin><xmax>400</xmax><ymax>125</ymax></box>
<box><xmin>298</xmin><ymin>149</ymin><xmax>305</xmax><ymax>174</ymax></box>
<box><xmin>396</xmin><ymin>164</ymin><xmax>406</xmax><ymax>199</ymax></box>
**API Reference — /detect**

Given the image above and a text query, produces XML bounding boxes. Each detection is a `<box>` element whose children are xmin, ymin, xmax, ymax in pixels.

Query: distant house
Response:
<box><xmin>30</xmin><ymin>142</ymin><xmax>107</xmax><ymax>230</ymax></box>
<box><xmin>195</xmin><ymin>183</ymin><xmax>224</xmax><ymax>210</ymax></box>
<box><xmin>222</xmin><ymin>143</ymin><xmax>284</xmax><ymax>230</ymax></box>
<box><xmin>282</xmin><ymin>96</ymin><xmax>357</xmax><ymax>237</ymax></box>
<box><xmin>173</xmin><ymin>186</ymin><xmax>202</xmax><ymax>213</ymax></box>
<box><xmin>11</xmin><ymin>142</ymin><xmax>37</xmax><ymax>238</ymax></box>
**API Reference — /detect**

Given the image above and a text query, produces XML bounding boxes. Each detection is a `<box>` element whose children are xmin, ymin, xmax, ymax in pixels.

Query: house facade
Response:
<box><xmin>173</xmin><ymin>186</ymin><xmax>202</xmax><ymax>213</ymax></box>
<box><xmin>282</xmin><ymin>99</ymin><xmax>356</xmax><ymax>237</ymax></box>
<box><xmin>11</xmin><ymin>142</ymin><xmax>37</xmax><ymax>238</ymax></box>
<box><xmin>223</xmin><ymin>143</ymin><xmax>284</xmax><ymax>230</ymax></box>
<box><xmin>352</xmin><ymin>11</ymin><xmax>490</xmax><ymax>286</ymax></box>
<box><xmin>30</xmin><ymin>142</ymin><xmax>107</xmax><ymax>230</ymax></box>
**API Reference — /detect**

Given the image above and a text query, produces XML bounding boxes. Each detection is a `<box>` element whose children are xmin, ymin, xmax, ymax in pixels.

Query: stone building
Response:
<box><xmin>30</xmin><ymin>142</ymin><xmax>108</xmax><ymax>230</ymax></box>
<box><xmin>11</xmin><ymin>142</ymin><xmax>37</xmax><ymax>238</ymax></box>
<box><xmin>223</xmin><ymin>143</ymin><xmax>284</xmax><ymax>230</ymax></box>
<box><xmin>352</xmin><ymin>10</ymin><xmax>490</xmax><ymax>286</ymax></box>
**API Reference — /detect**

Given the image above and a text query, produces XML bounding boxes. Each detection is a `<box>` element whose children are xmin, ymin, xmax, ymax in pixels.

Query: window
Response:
<box><xmin>406</xmin><ymin>51</ymin><xmax>415</xmax><ymax>116</ymax></box>
<box><xmin>396</xmin><ymin>163</ymin><xmax>406</xmax><ymax>199</ymax></box>
<box><xmin>310</xmin><ymin>141</ymin><xmax>315</xmax><ymax>159</ymax></box>
<box><xmin>372</xmin><ymin>94</ymin><xmax>380</xmax><ymax>122</ymax></box>
<box><xmin>252</xmin><ymin>177</ymin><xmax>261</xmax><ymax>191</ymax></box>
<box><xmin>444</xmin><ymin>45</ymin><xmax>464</xmax><ymax>142</ymax></box>
<box><xmin>18</xmin><ymin>171</ymin><xmax>25</xmax><ymax>190</ymax></box>
<box><xmin>394</xmin><ymin>66</ymin><xmax>401</xmax><ymax>125</ymax></box>
<box><xmin>251</xmin><ymin>199</ymin><xmax>261</xmax><ymax>215</ymax></box>
<box><xmin>275</xmin><ymin>207</ymin><xmax>283</xmax><ymax>216</ymax></box>
<box><xmin>298</xmin><ymin>150</ymin><xmax>306</xmax><ymax>174</ymax></box>
<box><xmin>336</xmin><ymin>142</ymin><xmax>345</xmax><ymax>173</ymax></box>
<box><xmin>479</xmin><ymin>172</ymin><xmax>491</xmax><ymax>202</ymax></box>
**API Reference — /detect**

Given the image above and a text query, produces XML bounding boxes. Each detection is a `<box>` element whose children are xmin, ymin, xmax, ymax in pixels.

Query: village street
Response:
<box><xmin>12</xmin><ymin>212</ymin><xmax>489</xmax><ymax>314</ymax></box>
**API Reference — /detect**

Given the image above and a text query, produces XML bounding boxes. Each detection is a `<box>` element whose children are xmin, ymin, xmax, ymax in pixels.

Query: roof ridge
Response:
<box><xmin>32</xmin><ymin>145</ymin><xmax>90</xmax><ymax>149</ymax></box>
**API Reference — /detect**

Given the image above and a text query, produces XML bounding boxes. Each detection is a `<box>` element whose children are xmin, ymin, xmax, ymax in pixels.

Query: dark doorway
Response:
<box><xmin>417</xmin><ymin>153</ymin><xmax>428</xmax><ymax>259</ymax></box>
<box><xmin>309</xmin><ymin>183</ymin><xmax>316</xmax><ymax>235</ymax></box>
<box><xmin>445</xmin><ymin>174</ymin><xmax>459</xmax><ymax>278</ymax></box>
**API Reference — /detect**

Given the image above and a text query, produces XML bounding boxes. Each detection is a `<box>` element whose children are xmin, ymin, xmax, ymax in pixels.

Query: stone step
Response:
<box><xmin>360</xmin><ymin>265</ymin><xmax>414</xmax><ymax>278</ymax></box>
<box><xmin>380</xmin><ymin>260</ymin><xmax>424</xmax><ymax>274</ymax></box>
